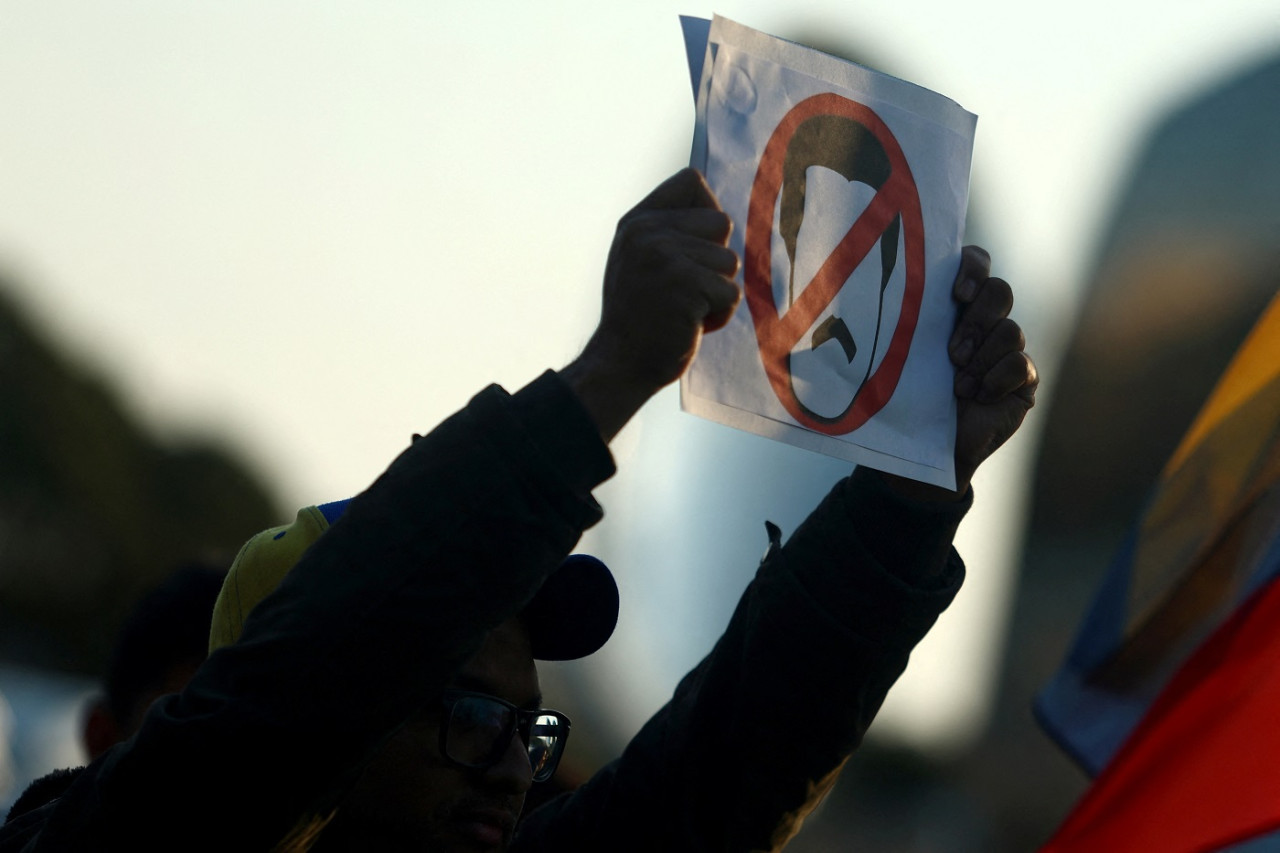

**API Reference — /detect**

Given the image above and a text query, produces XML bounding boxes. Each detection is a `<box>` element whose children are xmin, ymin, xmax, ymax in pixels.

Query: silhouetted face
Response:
<box><xmin>322</xmin><ymin>619</ymin><xmax>540</xmax><ymax>852</ymax></box>
<box><xmin>83</xmin><ymin>657</ymin><xmax>205</xmax><ymax>761</ymax></box>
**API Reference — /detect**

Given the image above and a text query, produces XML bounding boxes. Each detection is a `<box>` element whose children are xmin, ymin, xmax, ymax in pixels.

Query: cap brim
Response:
<box><xmin>523</xmin><ymin>554</ymin><xmax>618</xmax><ymax>661</ymax></box>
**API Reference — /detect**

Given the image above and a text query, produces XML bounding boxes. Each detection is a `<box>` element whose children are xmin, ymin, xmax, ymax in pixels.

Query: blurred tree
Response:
<box><xmin>0</xmin><ymin>275</ymin><xmax>280</xmax><ymax>675</ymax></box>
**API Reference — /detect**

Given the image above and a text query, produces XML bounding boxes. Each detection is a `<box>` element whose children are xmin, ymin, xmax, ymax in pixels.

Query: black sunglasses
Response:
<box><xmin>438</xmin><ymin>690</ymin><xmax>571</xmax><ymax>783</ymax></box>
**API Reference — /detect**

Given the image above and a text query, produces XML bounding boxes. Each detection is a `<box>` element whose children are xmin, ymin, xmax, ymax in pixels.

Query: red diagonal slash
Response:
<box><xmin>744</xmin><ymin>93</ymin><xmax>925</xmax><ymax>434</ymax></box>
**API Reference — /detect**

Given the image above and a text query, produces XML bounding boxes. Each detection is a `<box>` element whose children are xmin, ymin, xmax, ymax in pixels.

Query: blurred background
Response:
<box><xmin>2</xmin><ymin>1</ymin><xmax>1278</xmax><ymax>848</ymax></box>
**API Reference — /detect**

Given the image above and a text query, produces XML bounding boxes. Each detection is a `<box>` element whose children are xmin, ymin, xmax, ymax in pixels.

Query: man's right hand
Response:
<box><xmin>562</xmin><ymin>169</ymin><xmax>741</xmax><ymax>442</ymax></box>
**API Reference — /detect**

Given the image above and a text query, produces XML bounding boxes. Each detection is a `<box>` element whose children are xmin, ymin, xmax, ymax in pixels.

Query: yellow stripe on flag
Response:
<box><xmin>1116</xmin><ymin>291</ymin><xmax>1280</xmax><ymax>670</ymax></box>
<box><xmin>1165</xmin><ymin>292</ymin><xmax>1280</xmax><ymax>477</ymax></box>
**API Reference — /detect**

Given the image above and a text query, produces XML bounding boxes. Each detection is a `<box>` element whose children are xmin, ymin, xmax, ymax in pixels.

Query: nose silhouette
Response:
<box><xmin>482</xmin><ymin>727</ymin><xmax>534</xmax><ymax>795</ymax></box>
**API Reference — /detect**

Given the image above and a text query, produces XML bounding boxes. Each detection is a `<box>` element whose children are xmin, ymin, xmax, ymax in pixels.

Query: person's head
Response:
<box><xmin>209</xmin><ymin>501</ymin><xmax>617</xmax><ymax>852</ymax></box>
<box><xmin>312</xmin><ymin>617</ymin><xmax>546</xmax><ymax>851</ymax></box>
<box><xmin>83</xmin><ymin>562</ymin><xmax>226</xmax><ymax>760</ymax></box>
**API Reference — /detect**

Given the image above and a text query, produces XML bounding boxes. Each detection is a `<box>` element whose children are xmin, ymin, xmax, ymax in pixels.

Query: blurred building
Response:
<box><xmin>960</xmin><ymin>49</ymin><xmax>1280</xmax><ymax>851</ymax></box>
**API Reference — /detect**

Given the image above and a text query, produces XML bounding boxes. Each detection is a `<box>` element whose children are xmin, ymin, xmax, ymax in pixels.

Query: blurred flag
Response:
<box><xmin>1036</xmin><ymin>291</ymin><xmax>1280</xmax><ymax>852</ymax></box>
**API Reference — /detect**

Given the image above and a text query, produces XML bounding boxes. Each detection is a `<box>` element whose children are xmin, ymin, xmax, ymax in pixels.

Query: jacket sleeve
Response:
<box><xmin>0</xmin><ymin>370</ymin><xmax>615</xmax><ymax>852</ymax></box>
<box><xmin>514</xmin><ymin>467</ymin><xmax>969</xmax><ymax>853</ymax></box>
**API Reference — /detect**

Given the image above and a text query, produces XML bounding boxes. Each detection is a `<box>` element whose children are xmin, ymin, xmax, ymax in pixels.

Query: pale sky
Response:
<box><xmin>2</xmin><ymin>0</ymin><xmax>1277</xmax><ymax>752</ymax></box>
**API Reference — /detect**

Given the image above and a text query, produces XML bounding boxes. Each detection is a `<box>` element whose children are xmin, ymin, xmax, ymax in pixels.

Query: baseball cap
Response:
<box><xmin>209</xmin><ymin>499</ymin><xmax>618</xmax><ymax>661</ymax></box>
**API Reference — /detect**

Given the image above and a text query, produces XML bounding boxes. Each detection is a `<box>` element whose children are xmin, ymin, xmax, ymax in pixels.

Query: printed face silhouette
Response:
<box><xmin>743</xmin><ymin>94</ymin><xmax>924</xmax><ymax>435</ymax></box>
<box><xmin>777</xmin><ymin>114</ymin><xmax>902</xmax><ymax>421</ymax></box>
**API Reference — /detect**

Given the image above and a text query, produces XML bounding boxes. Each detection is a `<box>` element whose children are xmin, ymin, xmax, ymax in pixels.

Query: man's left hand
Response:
<box><xmin>883</xmin><ymin>245</ymin><xmax>1038</xmax><ymax>502</ymax></box>
<box><xmin>949</xmin><ymin>245</ymin><xmax>1037</xmax><ymax>492</ymax></box>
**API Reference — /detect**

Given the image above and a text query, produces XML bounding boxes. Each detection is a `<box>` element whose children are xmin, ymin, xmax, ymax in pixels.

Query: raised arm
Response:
<box><xmin>562</xmin><ymin>168</ymin><xmax>740</xmax><ymax>443</ymax></box>
<box><xmin>517</xmin><ymin>245</ymin><xmax>1038</xmax><ymax>852</ymax></box>
<box><xmin>0</xmin><ymin>169</ymin><xmax>741</xmax><ymax>852</ymax></box>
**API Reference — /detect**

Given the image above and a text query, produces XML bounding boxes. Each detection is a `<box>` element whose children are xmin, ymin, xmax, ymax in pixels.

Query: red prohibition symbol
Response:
<box><xmin>743</xmin><ymin>92</ymin><xmax>925</xmax><ymax>435</ymax></box>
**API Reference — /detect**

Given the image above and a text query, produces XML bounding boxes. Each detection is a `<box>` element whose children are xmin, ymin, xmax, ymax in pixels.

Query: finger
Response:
<box><xmin>692</xmin><ymin>244</ymin><xmax>740</xmax><ymax>278</ymax></box>
<box><xmin>964</xmin><ymin>350</ymin><xmax>1038</xmax><ymax>406</ymax></box>
<box><xmin>949</xmin><ymin>276</ymin><xmax>1013</xmax><ymax>367</ymax></box>
<box><xmin>617</xmin><ymin>226</ymin><xmax>738</xmax><ymax>282</ymax></box>
<box><xmin>620</xmin><ymin>232</ymin><xmax>740</xmax><ymax>331</ymax></box>
<box><xmin>631</xmin><ymin>168</ymin><xmax>719</xmax><ymax>213</ymax></box>
<box><xmin>1016</xmin><ymin>351</ymin><xmax>1040</xmax><ymax>406</ymax></box>
<box><xmin>672</xmin><ymin>233</ymin><xmax>739</xmax><ymax>277</ymax></box>
<box><xmin>693</xmin><ymin>267</ymin><xmax>742</xmax><ymax>332</ymax></box>
<box><xmin>626</xmin><ymin>206</ymin><xmax>733</xmax><ymax>244</ymax></box>
<box><xmin>955</xmin><ymin>319</ymin><xmax>1029</xmax><ymax>401</ymax></box>
<box><xmin>658</xmin><ymin>251</ymin><xmax>740</xmax><ymax>331</ymax></box>
<box><xmin>952</xmin><ymin>245</ymin><xmax>992</xmax><ymax>303</ymax></box>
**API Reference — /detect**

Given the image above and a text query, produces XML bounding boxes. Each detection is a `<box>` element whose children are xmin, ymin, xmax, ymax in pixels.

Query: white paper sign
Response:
<box><xmin>679</xmin><ymin>15</ymin><xmax>977</xmax><ymax>489</ymax></box>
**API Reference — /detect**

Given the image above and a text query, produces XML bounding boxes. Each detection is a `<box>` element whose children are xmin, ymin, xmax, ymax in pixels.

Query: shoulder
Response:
<box><xmin>0</xmin><ymin>766</ymin><xmax>86</xmax><ymax>849</ymax></box>
<box><xmin>5</xmin><ymin>766</ymin><xmax>85</xmax><ymax>825</ymax></box>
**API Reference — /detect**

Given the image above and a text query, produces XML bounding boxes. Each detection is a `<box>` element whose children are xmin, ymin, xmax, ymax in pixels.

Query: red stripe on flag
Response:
<box><xmin>1043</xmin><ymin>576</ymin><xmax>1280</xmax><ymax>852</ymax></box>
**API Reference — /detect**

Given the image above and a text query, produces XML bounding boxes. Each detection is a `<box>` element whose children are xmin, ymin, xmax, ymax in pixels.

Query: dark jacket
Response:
<box><xmin>1</xmin><ymin>370</ymin><xmax>966</xmax><ymax>851</ymax></box>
